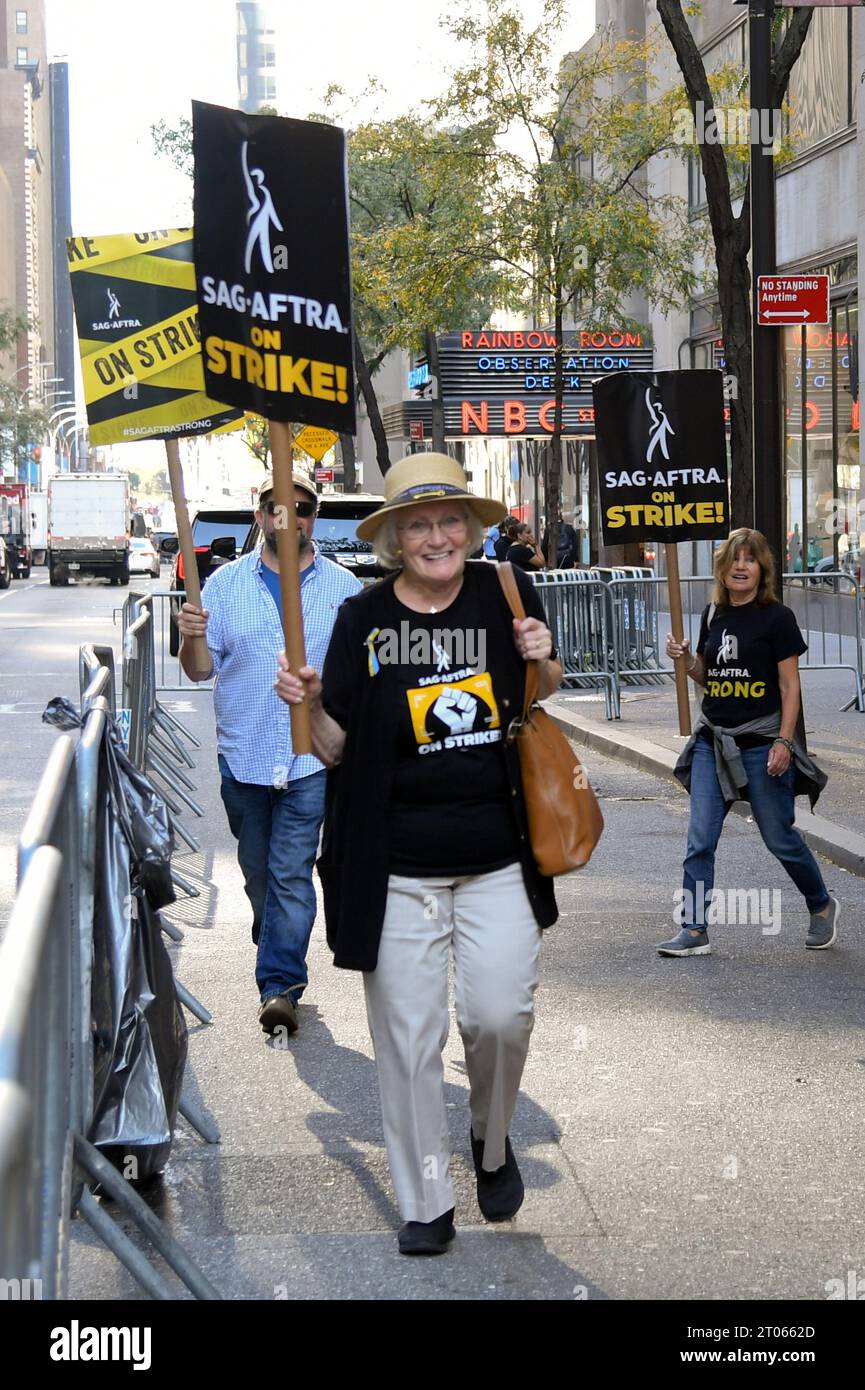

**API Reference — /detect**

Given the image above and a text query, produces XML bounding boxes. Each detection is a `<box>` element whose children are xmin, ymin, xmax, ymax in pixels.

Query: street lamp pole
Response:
<box><xmin>749</xmin><ymin>0</ymin><xmax>784</xmax><ymax>571</ymax></box>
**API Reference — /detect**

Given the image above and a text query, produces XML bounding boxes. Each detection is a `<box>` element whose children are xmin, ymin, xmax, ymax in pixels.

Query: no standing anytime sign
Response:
<box><xmin>757</xmin><ymin>275</ymin><xmax>830</xmax><ymax>327</ymax></box>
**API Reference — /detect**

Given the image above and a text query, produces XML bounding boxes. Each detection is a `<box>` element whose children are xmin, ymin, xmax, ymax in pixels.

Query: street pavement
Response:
<box><xmin>3</xmin><ymin>569</ymin><xmax>865</xmax><ymax>1300</ymax></box>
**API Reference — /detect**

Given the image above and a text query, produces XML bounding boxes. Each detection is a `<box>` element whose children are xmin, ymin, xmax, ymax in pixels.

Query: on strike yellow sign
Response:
<box><xmin>68</xmin><ymin>228</ymin><xmax>241</xmax><ymax>445</ymax></box>
<box><xmin>294</xmin><ymin>425</ymin><xmax>338</xmax><ymax>461</ymax></box>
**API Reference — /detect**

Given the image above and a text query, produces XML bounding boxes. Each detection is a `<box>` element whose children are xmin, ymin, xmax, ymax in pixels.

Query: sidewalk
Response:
<box><xmin>67</xmin><ymin>684</ymin><xmax>865</xmax><ymax>1301</ymax></box>
<box><xmin>549</xmin><ymin>666</ymin><xmax>865</xmax><ymax>878</ymax></box>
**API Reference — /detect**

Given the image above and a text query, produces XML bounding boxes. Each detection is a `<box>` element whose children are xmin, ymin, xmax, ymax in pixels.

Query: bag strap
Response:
<box><xmin>496</xmin><ymin>562</ymin><xmax>539</xmax><ymax>718</ymax></box>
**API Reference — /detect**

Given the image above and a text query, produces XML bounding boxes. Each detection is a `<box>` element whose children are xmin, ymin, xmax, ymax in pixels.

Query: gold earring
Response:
<box><xmin>396</xmin><ymin>546</ymin><xmax>402</xmax><ymax>557</ymax></box>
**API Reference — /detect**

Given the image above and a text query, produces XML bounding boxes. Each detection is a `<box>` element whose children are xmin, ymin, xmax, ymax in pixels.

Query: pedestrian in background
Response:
<box><xmin>659</xmin><ymin>528</ymin><xmax>836</xmax><ymax>957</ymax></box>
<box><xmin>274</xmin><ymin>454</ymin><xmax>562</xmax><ymax>1256</ymax></box>
<box><xmin>506</xmin><ymin>522</ymin><xmax>545</xmax><ymax>573</ymax></box>
<box><xmin>541</xmin><ymin>515</ymin><xmax>578</xmax><ymax>568</ymax></box>
<box><xmin>176</xmin><ymin>473</ymin><xmax>361</xmax><ymax>1035</ymax></box>
<box><xmin>493</xmin><ymin>518</ymin><xmax>518</xmax><ymax>562</ymax></box>
<box><xmin>483</xmin><ymin>522</ymin><xmax>501</xmax><ymax>559</ymax></box>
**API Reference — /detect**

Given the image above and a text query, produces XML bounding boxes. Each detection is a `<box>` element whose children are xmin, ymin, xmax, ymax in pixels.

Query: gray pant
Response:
<box><xmin>363</xmin><ymin>862</ymin><xmax>542</xmax><ymax>1223</ymax></box>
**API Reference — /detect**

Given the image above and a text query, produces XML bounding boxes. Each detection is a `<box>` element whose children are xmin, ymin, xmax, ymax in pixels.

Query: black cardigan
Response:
<box><xmin>317</xmin><ymin>561</ymin><xmax>559</xmax><ymax>971</ymax></box>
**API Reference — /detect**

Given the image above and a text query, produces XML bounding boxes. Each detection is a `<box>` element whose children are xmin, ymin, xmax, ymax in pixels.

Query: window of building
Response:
<box><xmin>16</xmin><ymin>10</ymin><xmax>27</xmax><ymax>33</ymax></box>
<box><xmin>261</xmin><ymin>46</ymin><xmax>275</xmax><ymax>68</ymax></box>
<box><xmin>262</xmin><ymin>77</ymin><xmax>276</xmax><ymax>101</ymax></box>
<box><xmin>688</xmin><ymin>22</ymin><xmax>746</xmax><ymax>211</ymax></box>
<box><xmin>785</xmin><ymin>6</ymin><xmax>853</xmax><ymax>156</ymax></box>
<box><xmin>16</xmin><ymin>47</ymin><xmax>28</xmax><ymax>65</ymax></box>
<box><xmin>783</xmin><ymin>287</ymin><xmax>859</xmax><ymax>578</ymax></box>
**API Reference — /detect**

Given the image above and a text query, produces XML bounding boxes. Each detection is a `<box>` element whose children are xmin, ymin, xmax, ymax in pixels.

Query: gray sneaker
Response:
<box><xmin>806</xmin><ymin>896</ymin><xmax>839</xmax><ymax>950</ymax></box>
<box><xmin>657</xmin><ymin>927</ymin><xmax>711</xmax><ymax>957</ymax></box>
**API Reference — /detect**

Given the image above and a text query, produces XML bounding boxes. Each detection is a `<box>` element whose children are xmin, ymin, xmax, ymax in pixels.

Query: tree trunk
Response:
<box><xmin>354</xmin><ymin>328</ymin><xmax>391</xmax><ymax>476</ymax></box>
<box><xmin>425</xmin><ymin>329</ymin><xmax>446</xmax><ymax>453</ymax></box>
<box><xmin>546</xmin><ymin>300</ymin><xmax>564</xmax><ymax>569</ymax></box>
<box><xmin>655</xmin><ymin>0</ymin><xmax>814</xmax><ymax>535</ymax></box>
<box><xmin>339</xmin><ymin>432</ymin><xmax>357</xmax><ymax>492</ymax></box>
<box><xmin>717</xmin><ymin>236</ymin><xmax>753</xmax><ymax>529</ymax></box>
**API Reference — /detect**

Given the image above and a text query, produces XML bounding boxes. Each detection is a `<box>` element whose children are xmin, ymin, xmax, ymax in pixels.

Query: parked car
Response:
<box><xmin>128</xmin><ymin>536</ymin><xmax>161</xmax><ymax>579</ymax></box>
<box><xmin>152</xmin><ymin>530</ymin><xmax>177</xmax><ymax>561</ymax></box>
<box><xmin>312</xmin><ymin>494</ymin><xmax>388</xmax><ymax>578</ymax></box>
<box><xmin>167</xmin><ymin>494</ymin><xmax>387</xmax><ymax>655</ymax></box>
<box><xmin>0</xmin><ymin>536</ymin><xmax>10</xmax><ymax>589</ymax></box>
<box><xmin>166</xmin><ymin>510</ymin><xmax>257</xmax><ymax>654</ymax></box>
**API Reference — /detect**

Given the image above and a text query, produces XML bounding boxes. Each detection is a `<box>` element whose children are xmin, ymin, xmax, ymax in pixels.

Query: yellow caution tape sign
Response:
<box><xmin>68</xmin><ymin>227</ymin><xmax>241</xmax><ymax>444</ymax></box>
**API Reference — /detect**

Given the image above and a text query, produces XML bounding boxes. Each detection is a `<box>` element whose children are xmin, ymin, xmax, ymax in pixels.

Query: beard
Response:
<box><xmin>265</xmin><ymin>527</ymin><xmax>312</xmax><ymax>557</ymax></box>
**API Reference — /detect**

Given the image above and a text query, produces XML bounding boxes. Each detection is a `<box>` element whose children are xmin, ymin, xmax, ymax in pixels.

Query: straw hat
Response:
<box><xmin>356</xmin><ymin>453</ymin><xmax>504</xmax><ymax>541</ymax></box>
<box><xmin>257</xmin><ymin>472</ymin><xmax>317</xmax><ymax>505</ymax></box>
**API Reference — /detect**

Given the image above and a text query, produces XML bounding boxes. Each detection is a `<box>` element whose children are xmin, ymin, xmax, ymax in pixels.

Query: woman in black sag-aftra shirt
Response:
<box><xmin>660</xmin><ymin>528</ymin><xmax>836</xmax><ymax>958</ymax></box>
<box><xmin>274</xmin><ymin>455</ymin><xmax>562</xmax><ymax>1256</ymax></box>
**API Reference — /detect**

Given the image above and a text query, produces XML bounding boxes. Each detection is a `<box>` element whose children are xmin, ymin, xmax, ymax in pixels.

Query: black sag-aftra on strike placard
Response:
<box><xmin>593</xmin><ymin>370</ymin><xmax>729</xmax><ymax>546</ymax></box>
<box><xmin>192</xmin><ymin>101</ymin><xmax>356</xmax><ymax>434</ymax></box>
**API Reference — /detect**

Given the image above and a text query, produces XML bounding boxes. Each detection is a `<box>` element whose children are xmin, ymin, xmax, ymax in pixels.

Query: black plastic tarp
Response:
<box><xmin>44</xmin><ymin>697</ymin><xmax>188</xmax><ymax>1180</ymax></box>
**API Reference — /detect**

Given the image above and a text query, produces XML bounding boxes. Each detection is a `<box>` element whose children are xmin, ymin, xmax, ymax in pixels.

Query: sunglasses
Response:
<box><xmin>264</xmin><ymin>499</ymin><xmax>316</xmax><ymax>518</ymax></box>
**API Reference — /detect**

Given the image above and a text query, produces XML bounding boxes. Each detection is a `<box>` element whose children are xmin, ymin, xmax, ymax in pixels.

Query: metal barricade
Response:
<box><xmin>531</xmin><ymin>569</ymin><xmax>864</xmax><ymax>721</ymax></box>
<box><xmin>123</xmin><ymin>589</ymin><xmax>214</xmax><ymax>692</ymax></box>
<box><xmin>596</xmin><ymin>567</ymin><xmax>665</xmax><ymax>687</ymax></box>
<box><xmin>119</xmin><ymin>600</ymin><xmax>216</xmax><ymax>1031</ymax></box>
<box><xmin>781</xmin><ymin>573</ymin><xmax>865</xmax><ymax>713</ymax></box>
<box><xmin>0</xmin><ymin>662</ymin><xmax>221</xmax><ymax>1300</ymax></box>
<box><xmin>0</xmin><ymin>845</ymin><xmax>65</xmax><ymax>1298</ymax></box>
<box><xmin>531</xmin><ymin>572</ymin><xmax>621</xmax><ymax>719</ymax></box>
<box><xmin>604</xmin><ymin>572</ymin><xmax>864</xmax><ymax>714</ymax></box>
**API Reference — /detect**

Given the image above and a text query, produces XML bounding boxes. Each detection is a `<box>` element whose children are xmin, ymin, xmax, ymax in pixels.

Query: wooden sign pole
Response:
<box><xmin>268</xmin><ymin>420</ymin><xmax>312</xmax><ymax>754</ymax></box>
<box><xmin>665</xmin><ymin>541</ymin><xmax>692</xmax><ymax>737</ymax></box>
<box><xmin>165</xmin><ymin>437</ymin><xmax>211</xmax><ymax>674</ymax></box>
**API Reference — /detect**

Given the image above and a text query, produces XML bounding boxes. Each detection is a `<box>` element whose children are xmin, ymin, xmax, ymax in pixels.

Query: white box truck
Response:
<box><xmin>29</xmin><ymin>490</ymin><xmax>48</xmax><ymax>566</ymax></box>
<box><xmin>48</xmin><ymin>473</ymin><xmax>130</xmax><ymax>586</ymax></box>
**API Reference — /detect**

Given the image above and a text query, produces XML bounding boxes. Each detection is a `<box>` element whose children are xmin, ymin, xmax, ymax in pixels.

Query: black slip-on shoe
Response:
<box><xmin>470</xmin><ymin>1129</ymin><xmax>525</xmax><ymax>1222</ymax></box>
<box><xmin>397</xmin><ymin>1207</ymin><xmax>456</xmax><ymax>1256</ymax></box>
<box><xmin>258</xmin><ymin>992</ymin><xmax>299</xmax><ymax>1035</ymax></box>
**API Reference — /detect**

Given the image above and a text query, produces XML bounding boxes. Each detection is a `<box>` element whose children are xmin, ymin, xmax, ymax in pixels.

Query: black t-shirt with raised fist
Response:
<box><xmin>385</xmin><ymin>574</ymin><xmax>520</xmax><ymax>875</ymax></box>
<box><xmin>696</xmin><ymin>600</ymin><xmax>807</xmax><ymax>740</ymax></box>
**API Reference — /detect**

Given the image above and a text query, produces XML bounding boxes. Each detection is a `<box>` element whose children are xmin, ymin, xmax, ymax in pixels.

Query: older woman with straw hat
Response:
<box><xmin>275</xmin><ymin>453</ymin><xmax>562</xmax><ymax>1255</ymax></box>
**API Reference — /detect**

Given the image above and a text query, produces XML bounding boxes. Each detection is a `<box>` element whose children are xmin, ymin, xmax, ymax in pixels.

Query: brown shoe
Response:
<box><xmin>258</xmin><ymin>992</ymin><xmax>299</xmax><ymax>1035</ymax></box>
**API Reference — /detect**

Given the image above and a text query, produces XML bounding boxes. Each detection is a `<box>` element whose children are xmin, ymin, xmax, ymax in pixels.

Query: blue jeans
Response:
<box><xmin>218</xmin><ymin>755</ymin><xmax>326</xmax><ymax>1002</ymax></box>
<box><xmin>682</xmin><ymin>736</ymin><xmax>829</xmax><ymax>926</ymax></box>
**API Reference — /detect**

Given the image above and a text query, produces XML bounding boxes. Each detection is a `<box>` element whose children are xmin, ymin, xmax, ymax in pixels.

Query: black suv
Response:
<box><xmin>166</xmin><ymin>495</ymin><xmax>385</xmax><ymax>655</ymax></box>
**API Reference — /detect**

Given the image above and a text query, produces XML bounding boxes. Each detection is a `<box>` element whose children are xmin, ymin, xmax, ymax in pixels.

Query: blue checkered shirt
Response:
<box><xmin>202</xmin><ymin>545</ymin><xmax>362</xmax><ymax>785</ymax></box>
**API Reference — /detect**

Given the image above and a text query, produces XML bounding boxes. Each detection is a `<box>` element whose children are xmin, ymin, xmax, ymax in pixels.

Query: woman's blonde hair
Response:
<box><xmin>373</xmin><ymin>502</ymin><xmax>485</xmax><ymax>570</ymax></box>
<box><xmin>711</xmin><ymin>528</ymin><xmax>778</xmax><ymax>607</ymax></box>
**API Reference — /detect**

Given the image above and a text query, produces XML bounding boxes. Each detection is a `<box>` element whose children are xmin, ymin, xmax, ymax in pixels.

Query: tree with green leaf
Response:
<box><xmin>0</xmin><ymin>305</ymin><xmax>50</xmax><ymax>480</ymax></box>
<box><xmin>439</xmin><ymin>0</ymin><xmax>704</xmax><ymax>563</ymax></box>
<box><xmin>345</xmin><ymin>113</ymin><xmax>502</xmax><ymax>454</ymax></box>
<box><xmin>656</xmin><ymin>0</ymin><xmax>814</xmax><ymax>530</ymax></box>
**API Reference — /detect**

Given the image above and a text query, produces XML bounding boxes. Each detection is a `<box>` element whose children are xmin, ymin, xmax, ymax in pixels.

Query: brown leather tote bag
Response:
<box><xmin>497</xmin><ymin>563</ymin><xmax>604</xmax><ymax>876</ymax></box>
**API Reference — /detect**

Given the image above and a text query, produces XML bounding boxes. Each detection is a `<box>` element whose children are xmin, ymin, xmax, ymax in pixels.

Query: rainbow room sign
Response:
<box><xmin>437</xmin><ymin>329</ymin><xmax>654</xmax><ymax>437</ymax></box>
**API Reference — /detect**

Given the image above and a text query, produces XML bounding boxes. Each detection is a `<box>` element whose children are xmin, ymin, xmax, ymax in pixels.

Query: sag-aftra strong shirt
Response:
<box><xmin>697</xmin><ymin>599</ymin><xmax>807</xmax><ymax>729</ymax></box>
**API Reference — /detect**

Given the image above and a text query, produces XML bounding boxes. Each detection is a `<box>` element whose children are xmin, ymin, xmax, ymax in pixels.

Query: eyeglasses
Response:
<box><xmin>264</xmin><ymin>499</ymin><xmax>316</xmax><ymax>518</ymax></box>
<box><xmin>399</xmin><ymin>514</ymin><xmax>468</xmax><ymax>540</ymax></box>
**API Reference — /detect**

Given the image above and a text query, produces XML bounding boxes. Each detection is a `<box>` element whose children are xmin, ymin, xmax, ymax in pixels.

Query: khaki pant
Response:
<box><xmin>363</xmin><ymin>862</ymin><xmax>542</xmax><ymax>1223</ymax></box>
